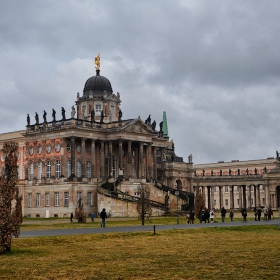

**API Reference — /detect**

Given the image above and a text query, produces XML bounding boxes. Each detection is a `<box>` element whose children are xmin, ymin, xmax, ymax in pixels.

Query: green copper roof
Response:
<box><xmin>162</xmin><ymin>111</ymin><xmax>168</xmax><ymax>137</ymax></box>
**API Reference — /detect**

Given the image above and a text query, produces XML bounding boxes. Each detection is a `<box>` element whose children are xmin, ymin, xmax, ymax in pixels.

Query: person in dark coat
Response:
<box><xmin>221</xmin><ymin>207</ymin><xmax>227</xmax><ymax>222</ymax></box>
<box><xmin>100</xmin><ymin>208</ymin><xmax>107</xmax><ymax>227</ymax></box>
<box><xmin>241</xmin><ymin>208</ymin><xmax>247</xmax><ymax>222</ymax></box>
<box><xmin>189</xmin><ymin>210</ymin><xmax>195</xmax><ymax>224</ymax></box>
<box><xmin>257</xmin><ymin>207</ymin><xmax>262</xmax><ymax>221</ymax></box>
<box><xmin>204</xmin><ymin>208</ymin><xmax>210</xmax><ymax>223</ymax></box>
<box><xmin>70</xmin><ymin>212</ymin><xmax>73</xmax><ymax>223</ymax></box>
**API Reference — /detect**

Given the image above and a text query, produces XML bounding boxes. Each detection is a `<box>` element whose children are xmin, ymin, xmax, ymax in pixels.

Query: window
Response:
<box><xmin>64</xmin><ymin>192</ymin><xmax>69</xmax><ymax>207</ymax></box>
<box><xmin>55</xmin><ymin>192</ymin><xmax>59</xmax><ymax>206</ymax></box>
<box><xmin>225</xmin><ymin>186</ymin><xmax>228</xmax><ymax>192</ymax></box>
<box><xmin>86</xmin><ymin>145</ymin><xmax>91</xmax><ymax>154</ymax></box>
<box><xmin>96</xmin><ymin>103</ymin><xmax>101</xmax><ymax>114</ymax></box>
<box><xmin>76</xmin><ymin>161</ymin><xmax>81</xmax><ymax>178</ymax></box>
<box><xmin>56</xmin><ymin>160</ymin><xmax>61</xmax><ymax>178</ymax></box>
<box><xmin>87</xmin><ymin>192</ymin><xmax>92</xmax><ymax>205</ymax></box>
<box><xmin>86</xmin><ymin>162</ymin><xmax>91</xmax><ymax>178</ymax></box>
<box><xmin>250</xmin><ymin>186</ymin><xmax>254</xmax><ymax>191</ymax></box>
<box><xmin>77</xmin><ymin>192</ymin><xmax>82</xmax><ymax>204</ymax></box>
<box><xmin>132</xmin><ymin>165</ymin><xmax>136</xmax><ymax>178</ymax></box>
<box><xmin>28</xmin><ymin>193</ymin><xmax>32</xmax><ymax>207</ymax></box>
<box><xmin>82</xmin><ymin>103</ymin><xmax>86</xmax><ymax>118</ymax></box>
<box><xmin>214</xmin><ymin>199</ymin><xmax>216</xmax><ymax>206</ymax></box>
<box><xmin>45</xmin><ymin>193</ymin><xmax>50</xmax><ymax>207</ymax></box>
<box><xmin>30</xmin><ymin>162</ymin><xmax>34</xmax><ymax>180</ymax></box>
<box><xmin>112</xmin><ymin>154</ymin><xmax>116</xmax><ymax>178</ymax></box>
<box><xmin>37</xmin><ymin>193</ymin><xmax>41</xmax><ymax>207</ymax></box>
<box><xmin>17</xmin><ymin>166</ymin><xmax>20</xmax><ymax>179</ymax></box>
<box><xmin>38</xmin><ymin>162</ymin><xmax>42</xmax><ymax>179</ymax></box>
<box><xmin>67</xmin><ymin>143</ymin><xmax>71</xmax><ymax>152</ymax></box>
<box><xmin>225</xmin><ymin>199</ymin><xmax>228</xmax><ymax>206</ymax></box>
<box><xmin>46</xmin><ymin>160</ymin><xmax>51</xmax><ymax>179</ymax></box>
<box><xmin>67</xmin><ymin>160</ymin><xmax>71</xmax><ymax>178</ymax></box>
<box><xmin>237</xmin><ymin>199</ymin><xmax>239</xmax><ymax>206</ymax></box>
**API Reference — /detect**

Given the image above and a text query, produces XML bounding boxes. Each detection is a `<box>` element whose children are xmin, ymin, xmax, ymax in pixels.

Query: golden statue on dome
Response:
<box><xmin>95</xmin><ymin>53</ymin><xmax>100</xmax><ymax>70</ymax></box>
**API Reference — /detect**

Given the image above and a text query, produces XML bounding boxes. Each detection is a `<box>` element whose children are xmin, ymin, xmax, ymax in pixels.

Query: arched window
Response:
<box><xmin>38</xmin><ymin>162</ymin><xmax>42</xmax><ymax>180</ymax></box>
<box><xmin>66</xmin><ymin>160</ymin><xmax>71</xmax><ymax>178</ymax></box>
<box><xmin>112</xmin><ymin>154</ymin><xmax>116</xmax><ymax>178</ymax></box>
<box><xmin>30</xmin><ymin>162</ymin><xmax>34</xmax><ymax>180</ymax></box>
<box><xmin>76</xmin><ymin>161</ymin><xmax>81</xmax><ymax>178</ymax></box>
<box><xmin>56</xmin><ymin>160</ymin><xmax>61</xmax><ymax>178</ymax></box>
<box><xmin>86</xmin><ymin>162</ymin><xmax>91</xmax><ymax>179</ymax></box>
<box><xmin>46</xmin><ymin>160</ymin><xmax>51</xmax><ymax>179</ymax></box>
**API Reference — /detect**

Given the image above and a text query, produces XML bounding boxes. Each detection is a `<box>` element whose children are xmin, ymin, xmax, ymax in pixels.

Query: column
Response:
<box><xmin>42</xmin><ymin>140</ymin><xmax>46</xmax><ymax>179</ymax></box>
<box><xmin>161</xmin><ymin>147</ymin><xmax>165</xmax><ymax>180</ymax></box>
<box><xmin>127</xmin><ymin>140</ymin><xmax>132</xmax><ymax>177</ymax></box>
<box><xmin>61</xmin><ymin>138</ymin><xmax>67</xmax><ymax>177</ymax></box>
<box><xmin>264</xmin><ymin>184</ymin><xmax>269</xmax><ymax>206</ymax></box>
<box><xmin>207</xmin><ymin>186</ymin><xmax>211</xmax><ymax>209</ymax></box>
<box><xmin>247</xmin><ymin>185</ymin><xmax>252</xmax><ymax>209</ymax></box>
<box><xmin>100</xmin><ymin>141</ymin><xmax>105</xmax><ymax>178</ymax></box>
<box><xmin>119</xmin><ymin>139</ymin><xmax>123</xmax><ymax>175</ymax></box>
<box><xmin>139</xmin><ymin>142</ymin><xmax>143</xmax><ymax>178</ymax></box>
<box><xmin>254</xmin><ymin>185</ymin><xmax>257</xmax><ymax>208</ymax></box>
<box><xmin>256</xmin><ymin>185</ymin><xmax>261</xmax><ymax>207</ymax></box>
<box><xmin>153</xmin><ymin>146</ymin><xmax>157</xmax><ymax>180</ymax></box>
<box><xmin>145</xmin><ymin>144</ymin><xmax>149</xmax><ymax>178</ymax></box>
<box><xmin>239</xmin><ymin>186</ymin><xmax>242</xmax><ymax>209</ymax></box>
<box><xmin>229</xmin><ymin>185</ymin><xmax>234</xmax><ymax>209</ymax></box>
<box><xmin>33</xmin><ymin>141</ymin><xmax>37</xmax><ymax>175</ymax></box>
<box><xmin>70</xmin><ymin>137</ymin><xmax>76</xmax><ymax>176</ymax></box>
<box><xmin>211</xmin><ymin>186</ymin><xmax>215</xmax><ymax>209</ymax></box>
<box><xmin>81</xmin><ymin>138</ymin><xmax>86</xmax><ymax>178</ymax></box>
<box><xmin>109</xmin><ymin>141</ymin><xmax>113</xmax><ymax>177</ymax></box>
<box><xmin>219</xmin><ymin>186</ymin><xmax>223</xmax><ymax>209</ymax></box>
<box><xmin>242</xmin><ymin>185</ymin><xmax>247</xmax><ymax>208</ymax></box>
<box><xmin>91</xmin><ymin>139</ymin><xmax>96</xmax><ymax>178</ymax></box>
<box><xmin>105</xmin><ymin>142</ymin><xmax>108</xmax><ymax>177</ymax></box>
<box><xmin>147</xmin><ymin>143</ymin><xmax>152</xmax><ymax>179</ymax></box>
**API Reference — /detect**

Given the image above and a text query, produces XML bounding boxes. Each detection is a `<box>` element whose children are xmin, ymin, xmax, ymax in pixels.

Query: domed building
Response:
<box><xmin>8</xmin><ymin>55</ymin><xmax>195</xmax><ymax>218</ymax></box>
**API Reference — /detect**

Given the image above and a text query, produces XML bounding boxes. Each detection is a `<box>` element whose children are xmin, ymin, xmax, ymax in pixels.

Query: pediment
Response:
<box><xmin>122</xmin><ymin>120</ymin><xmax>153</xmax><ymax>134</ymax></box>
<box><xmin>105</xmin><ymin>94</ymin><xmax>121</xmax><ymax>103</ymax></box>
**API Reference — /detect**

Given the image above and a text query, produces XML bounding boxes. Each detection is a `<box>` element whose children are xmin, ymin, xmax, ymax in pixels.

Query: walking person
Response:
<box><xmin>229</xmin><ymin>209</ymin><xmax>234</xmax><ymax>222</ymax></box>
<box><xmin>186</xmin><ymin>212</ymin><xmax>191</xmax><ymax>224</ymax></box>
<box><xmin>267</xmin><ymin>207</ymin><xmax>273</xmax><ymax>220</ymax></box>
<box><xmin>263</xmin><ymin>206</ymin><xmax>268</xmax><ymax>221</ymax></box>
<box><xmin>221</xmin><ymin>207</ymin><xmax>227</xmax><ymax>222</ymax></box>
<box><xmin>100</xmin><ymin>208</ymin><xmax>107</xmax><ymax>227</ymax></box>
<box><xmin>70</xmin><ymin>212</ymin><xmax>73</xmax><ymax>223</ymax></box>
<box><xmin>91</xmin><ymin>213</ymin><xmax>95</xmax><ymax>222</ymax></box>
<box><xmin>210</xmin><ymin>209</ymin><xmax>215</xmax><ymax>223</ymax></box>
<box><xmin>242</xmin><ymin>208</ymin><xmax>247</xmax><ymax>222</ymax></box>
<box><xmin>257</xmin><ymin>207</ymin><xmax>262</xmax><ymax>221</ymax></box>
<box><xmin>190</xmin><ymin>210</ymin><xmax>195</xmax><ymax>224</ymax></box>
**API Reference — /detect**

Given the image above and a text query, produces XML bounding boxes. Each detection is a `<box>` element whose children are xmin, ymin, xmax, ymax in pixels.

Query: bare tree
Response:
<box><xmin>136</xmin><ymin>185</ymin><xmax>152</xmax><ymax>226</ymax></box>
<box><xmin>194</xmin><ymin>190</ymin><xmax>205</xmax><ymax>218</ymax></box>
<box><xmin>74</xmin><ymin>198</ymin><xmax>86</xmax><ymax>223</ymax></box>
<box><xmin>0</xmin><ymin>141</ymin><xmax>22</xmax><ymax>254</ymax></box>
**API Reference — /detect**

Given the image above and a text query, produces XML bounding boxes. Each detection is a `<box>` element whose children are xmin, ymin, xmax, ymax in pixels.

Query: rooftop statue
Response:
<box><xmin>35</xmin><ymin>112</ymin><xmax>39</xmax><ymax>125</ymax></box>
<box><xmin>52</xmin><ymin>109</ymin><xmax>56</xmax><ymax>122</ymax></box>
<box><xmin>118</xmin><ymin>109</ymin><xmax>122</xmax><ymax>121</ymax></box>
<box><xmin>61</xmin><ymin>107</ymin><xmax>66</xmax><ymax>120</ymax></box>
<box><xmin>95</xmin><ymin>53</ymin><xmax>100</xmax><ymax>70</ymax></box>
<box><xmin>27</xmin><ymin>114</ymin><xmax>30</xmax><ymax>126</ymax></box>
<box><xmin>71</xmin><ymin>105</ymin><xmax>76</xmax><ymax>118</ymax></box>
<box><xmin>43</xmin><ymin>110</ymin><xmax>47</xmax><ymax>123</ymax></box>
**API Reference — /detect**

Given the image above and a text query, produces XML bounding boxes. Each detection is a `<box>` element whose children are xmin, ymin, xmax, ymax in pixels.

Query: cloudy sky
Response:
<box><xmin>1</xmin><ymin>1</ymin><xmax>280</xmax><ymax>164</ymax></box>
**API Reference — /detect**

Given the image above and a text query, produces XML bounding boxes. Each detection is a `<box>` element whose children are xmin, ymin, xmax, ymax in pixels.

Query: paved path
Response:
<box><xmin>20</xmin><ymin>219</ymin><xmax>279</xmax><ymax>238</ymax></box>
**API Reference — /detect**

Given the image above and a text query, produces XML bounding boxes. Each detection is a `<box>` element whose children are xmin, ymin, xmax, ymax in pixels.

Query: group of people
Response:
<box><xmin>253</xmin><ymin>206</ymin><xmax>274</xmax><ymax>221</ymax></box>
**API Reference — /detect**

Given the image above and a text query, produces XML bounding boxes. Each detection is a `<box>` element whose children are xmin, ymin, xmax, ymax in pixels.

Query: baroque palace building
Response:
<box><xmin>0</xmin><ymin>56</ymin><xmax>194</xmax><ymax>218</ymax></box>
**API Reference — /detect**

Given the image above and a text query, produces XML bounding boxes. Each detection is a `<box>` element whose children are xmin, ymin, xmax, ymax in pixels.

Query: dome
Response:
<box><xmin>83</xmin><ymin>70</ymin><xmax>113</xmax><ymax>97</ymax></box>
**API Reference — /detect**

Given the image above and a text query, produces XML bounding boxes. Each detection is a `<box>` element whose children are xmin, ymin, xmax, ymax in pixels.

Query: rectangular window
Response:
<box><xmin>30</xmin><ymin>163</ymin><xmax>34</xmax><ymax>180</ymax></box>
<box><xmin>87</xmin><ymin>192</ymin><xmax>92</xmax><ymax>205</ymax></box>
<box><xmin>225</xmin><ymin>199</ymin><xmax>228</xmax><ymax>206</ymax></box>
<box><xmin>55</xmin><ymin>192</ymin><xmax>59</xmax><ymax>206</ymax></box>
<box><xmin>95</xmin><ymin>103</ymin><xmax>101</xmax><ymax>114</ymax></box>
<box><xmin>37</xmin><ymin>193</ymin><xmax>41</xmax><ymax>207</ymax></box>
<box><xmin>67</xmin><ymin>160</ymin><xmax>71</xmax><ymax>178</ymax></box>
<box><xmin>28</xmin><ymin>193</ymin><xmax>32</xmax><ymax>207</ymax></box>
<box><xmin>47</xmin><ymin>161</ymin><xmax>51</xmax><ymax>179</ymax></box>
<box><xmin>38</xmin><ymin>162</ymin><xmax>42</xmax><ymax>180</ymax></box>
<box><xmin>86</xmin><ymin>162</ymin><xmax>91</xmax><ymax>179</ymax></box>
<box><xmin>45</xmin><ymin>193</ymin><xmax>50</xmax><ymax>207</ymax></box>
<box><xmin>225</xmin><ymin>186</ymin><xmax>228</xmax><ymax>192</ymax></box>
<box><xmin>56</xmin><ymin>160</ymin><xmax>61</xmax><ymax>178</ymax></box>
<box><xmin>64</xmin><ymin>192</ymin><xmax>69</xmax><ymax>207</ymax></box>
<box><xmin>237</xmin><ymin>199</ymin><xmax>239</xmax><ymax>206</ymax></box>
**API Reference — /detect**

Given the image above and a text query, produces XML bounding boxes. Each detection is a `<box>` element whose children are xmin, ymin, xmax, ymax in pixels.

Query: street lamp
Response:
<box><xmin>175</xmin><ymin>185</ymin><xmax>179</xmax><ymax>224</ymax></box>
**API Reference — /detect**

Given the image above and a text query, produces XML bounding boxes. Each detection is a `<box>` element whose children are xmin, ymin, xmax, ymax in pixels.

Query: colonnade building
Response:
<box><xmin>194</xmin><ymin>157</ymin><xmax>280</xmax><ymax>210</ymax></box>
<box><xmin>0</xmin><ymin>59</ymin><xmax>194</xmax><ymax>218</ymax></box>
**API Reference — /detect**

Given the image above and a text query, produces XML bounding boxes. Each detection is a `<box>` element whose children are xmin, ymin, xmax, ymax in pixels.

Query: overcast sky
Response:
<box><xmin>1</xmin><ymin>1</ymin><xmax>280</xmax><ymax>164</ymax></box>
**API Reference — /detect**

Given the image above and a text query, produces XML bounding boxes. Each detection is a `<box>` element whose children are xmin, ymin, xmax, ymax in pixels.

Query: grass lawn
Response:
<box><xmin>1</xmin><ymin>224</ymin><xmax>280</xmax><ymax>280</ymax></box>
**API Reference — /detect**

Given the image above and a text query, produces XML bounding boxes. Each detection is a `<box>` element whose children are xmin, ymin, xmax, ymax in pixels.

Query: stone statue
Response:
<box><xmin>108</xmin><ymin>110</ymin><xmax>112</xmax><ymax>123</ymax></box>
<box><xmin>194</xmin><ymin>170</ymin><xmax>196</xmax><ymax>176</ymax></box>
<box><xmin>246</xmin><ymin>168</ymin><xmax>249</xmax><ymax>175</ymax></box>
<box><xmin>117</xmin><ymin>92</ymin><xmax>120</xmax><ymax>99</ymax></box>
<box><xmin>229</xmin><ymin>169</ymin><xmax>231</xmax><ymax>176</ymax></box>
<box><xmin>238</xmin><ymin>169</ymin><xmax>240</xmax><ymax>175</ymax></box>
<box><xmin>52</xmin><ymin>108</ymin><xmax>56</xmax><ymax>122</ymax></box>
<box><xmin>95</xmin><ymin>53</ymin><xmax>100</xmax><ymax>70</ymax></box>
<box><xmin>220</xmin><ymin>169</ymin><xmax>222</xmax><ymax>176</ymax></box>
<box><xmin>91</xmin><ymin>109</ymin><xmax>95</xmax><ymax>122</ymax></box>
<box><xmin>145</xmin><ymin>115</ymin><xmax>151</xmax><ymax>125</ymax></box>
<box><xmin>43</xmin><ymin>110</ymin><xmax>47</xmax><ymax>123</ymax></box>
<box><xmin>100</xmin><ymin>110</ymin><xmax>104</xmax><ymax>124</ymax></box>
<box><xmin>188</xmin><ymin>154</ymin><xmax>193</xmax><ymax>163</ymax></box>
<box><xmin>77</xmin><ymin>92</ymin><xmax>80</xmax><ymax>98</ymax></box>
<box><xmin>71</xmin><ymin>105</ymin><xmax>76</xmax><ymax>118</ymax></box>
<box><xmin>27</xmin><ymin>114</ymin><xmax>30</xmax><ymax>126</ymax></box>
<box><xmin>61</xmin><ymin>107</ymin><xmax>66</xmax><ymax>120</ymax></box>
<box><xmin>151</xmin><ymin>120</ymin><xmax>156</xmax><ymax>131</ymax></box>
<box><xmin>35</xmin><ymin>112</ymin><xmax>39</xmax><ymax>125</ymax></box>
<box><xmin>159</xmin><ymin>121</ymin><xmax>163</xmax><ymax>132</ymax></box>
<box><xmin>263</xmin><ymin>166</ymin><xmax>267</xmax><ymax>173</ymax></box>
<box><xmin>202</xmin><ymin>169</ymin><xmax>205</xmax><ymax>176</ymax></box>
<box><xmin>211</xmin><ymin>170</ymin><xmax>213</xmax><ymax>176</ymax></box>
<box><xmin>118</xmin><ymin>109</ymin><xmax>122</xmax><ymax>121</ymax></box>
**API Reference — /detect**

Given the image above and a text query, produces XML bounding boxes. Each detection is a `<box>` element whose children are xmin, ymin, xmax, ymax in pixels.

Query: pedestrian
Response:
<box><xmin>257</xmin><ymin>207</ymin><xmax>262</xmax><ymax>221</ymax></box>
<box><xmin>263</xmin><ymin>206</ymin><xmax>268</xmax><ymax>221</ymax></box>
<box><xmin>91</xmin><ymin>213</ymin><xmax>95</xmax><ymax>222</ymax></box>
<box><xmin>204</xmin><ymin>208</ymin><xmax>210</xmax><ymax>223</ymax></box>
<box><xmin>242</xmin><ymin>208</ymin><xmax>247</xmax><ymax>222</ymax></box>
<box><xmin>221</xmin><ymin>207</ymin><xmax>227</xmax><ymax>222</ymax></box>
<box><xmin>229</xmin><ymin>209</ymin><xmax>234</xmax><ymax>222</ymax></box>
<box><xmin>189</xmin><ymin>210</ymin><xmax>195</xmax><ymax>224</ymax></box>
<box><xmin>186</xmin><ymin>212</ymin><xmax>191</xmax><ymax>224</ymax></box>
<box><xmin>267</xmin><ymin>207</ymin><xmax>273</xmax><ymax>220</ymax></box>
<box><xmin>210</xmin><ymin>209</ymin><xmax>215</xmax><ymax>222</ymax></box>
<box><xmin>70</xmin><ymin>212</ymin><xmax>73</xmax><ymax>223</ymax></box>
<box><xmin>100</xmin><ymin>208</ymin><xmax>107</xmax><ymax>227</ymax></box>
